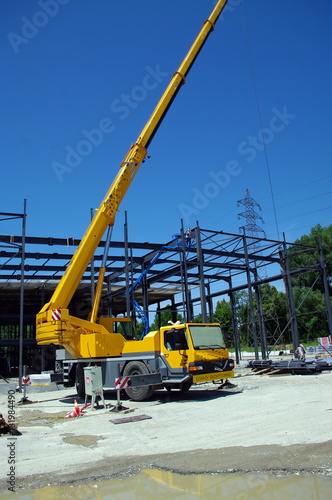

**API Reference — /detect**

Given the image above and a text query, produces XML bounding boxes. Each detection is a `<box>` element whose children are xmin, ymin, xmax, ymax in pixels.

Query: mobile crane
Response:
<box><xmin>36</xmin><ymin>0</ymin><xmax>235</xmax><ymax>401</ymax></box>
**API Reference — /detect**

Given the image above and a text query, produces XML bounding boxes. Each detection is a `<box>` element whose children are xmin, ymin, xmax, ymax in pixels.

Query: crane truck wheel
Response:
<box><xmin>123</xmin><ymin>361</ymin><xmax>155</xmax><ymax>402</ymax></box>
<box><xmin>75</xmin><ymin>363</ymin><xmax>86</xmax><ymax>399</ymax></box>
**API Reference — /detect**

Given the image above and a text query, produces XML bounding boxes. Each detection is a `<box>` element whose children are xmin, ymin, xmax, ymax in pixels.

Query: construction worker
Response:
<box><xmin>185</xmin><ymin>228</ymin><xmax>192</xmax><ymax>247</ymax></box>
<box><xmin>294</xmin><ymin>343</ymin><xmax>306</xmax><ymax>361</ymax></box>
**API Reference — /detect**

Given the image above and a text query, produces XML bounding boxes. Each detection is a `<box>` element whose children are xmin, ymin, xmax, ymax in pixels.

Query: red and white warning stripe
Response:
<box><xmin>22</xmin><ymin>376</ymin><xmax>31</xmax><ymax>385</ymax></box>
<box><xmin>51</xmin><ymin>307</ymin><xmax>62</xmax><ymax>321</ymax></box>
<box><xmin>115</xmin><ymin>377</ymin><xmax>130</xmax><ymax>389</ymax></box>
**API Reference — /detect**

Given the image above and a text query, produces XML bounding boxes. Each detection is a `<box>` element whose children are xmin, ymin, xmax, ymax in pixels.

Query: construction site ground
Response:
<box><xmin>0</xmin><ymin>363</ymin><xmax>332</xmax><ymax>492</ymax></box>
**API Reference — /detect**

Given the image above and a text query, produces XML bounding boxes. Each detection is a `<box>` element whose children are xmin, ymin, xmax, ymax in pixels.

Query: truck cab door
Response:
<box><xmin>161</xmin><ymin>327</ymin><xmax>191</xmax><ymax>369</ymax></box>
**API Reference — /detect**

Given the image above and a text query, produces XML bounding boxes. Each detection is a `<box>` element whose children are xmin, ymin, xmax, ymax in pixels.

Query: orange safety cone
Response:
<box><xmin>64</xmin><ymin>400</ymin><xmax>81</xmax><ymax>419</ymax></box>
<box><xmin>64</xmin><ymin>409</ymin><xmax>76</xmax><ymax>419</ymax></box>
<box><xmin>64</xmin><ymin>400</ymin><xmax>91</xmax><ymax>419</ymax></box>
<box><xmin>73</xmin><ymin>400</ymin><xmax>81</xmax><ymax>417</ymax></box>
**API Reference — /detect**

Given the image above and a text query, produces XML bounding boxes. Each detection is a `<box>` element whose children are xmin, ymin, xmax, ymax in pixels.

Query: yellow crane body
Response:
<box><xmin>36</xmin><ymin>0</ymin><xmax>228</xmax><ymax>357</ymax></box>
<box><xmin>36</xmin><ymin>1</ymin><xmax>235</xmax><ymax>401</ymax></box>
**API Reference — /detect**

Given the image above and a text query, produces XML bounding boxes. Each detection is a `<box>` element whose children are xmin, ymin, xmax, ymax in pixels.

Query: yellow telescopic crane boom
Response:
<box><xmin>36</xmin><ymin>0</ymin><xmax>228</xmax><ymax>356</ymax></box>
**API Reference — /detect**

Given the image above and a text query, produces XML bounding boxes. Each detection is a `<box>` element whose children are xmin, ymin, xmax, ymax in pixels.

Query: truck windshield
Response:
<box><xmin>189</xmin><ymin>324</ymin><xmax>226</xmax><ymax>350</ymax></box>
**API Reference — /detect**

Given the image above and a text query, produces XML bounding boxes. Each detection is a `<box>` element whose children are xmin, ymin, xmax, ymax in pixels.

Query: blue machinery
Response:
<box><xmin>128</xmin><ymin>249</ymin><xmax>164</xmax><ymax>340</ymax></box>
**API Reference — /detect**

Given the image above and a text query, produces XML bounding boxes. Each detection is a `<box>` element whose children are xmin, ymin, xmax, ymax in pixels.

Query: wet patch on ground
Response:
<box><xmin>61</xmin><ymin>433</ymin><xmax>101</xmax><ymax>447</ymax></box>
<box><xmin>18</xmin><ymin>410</ymin><xmax>68</xmax><ymax>427</ymax></box>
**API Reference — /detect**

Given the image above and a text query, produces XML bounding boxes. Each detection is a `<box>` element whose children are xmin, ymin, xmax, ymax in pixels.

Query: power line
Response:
<box><xmin>262</xmin><ymin>191</ymin><xmax>332</xmax><ymax>214</ymax></box>
<box><xmin>263</xmin><ymin>205</ymin><xmax>332</xmax><ymax>227</ymax></box>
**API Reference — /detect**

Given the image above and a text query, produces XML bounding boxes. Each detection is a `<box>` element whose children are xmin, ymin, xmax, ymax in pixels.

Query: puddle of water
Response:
<box><xmin>0</xmin><ymin>469</ymin><xmax>331</xmax><ymax>499</ymax></box>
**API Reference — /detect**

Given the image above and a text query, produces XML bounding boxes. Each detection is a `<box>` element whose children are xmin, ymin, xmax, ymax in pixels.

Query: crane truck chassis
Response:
<box><xmin>58</xmin><ymin>322</ymin><xmax>235</xmax><ymax>401</ymax></box>
<box><xmin>36</xmin><ymin>0</ymin><xmax>235</xmax><ymax>402</ymax></box>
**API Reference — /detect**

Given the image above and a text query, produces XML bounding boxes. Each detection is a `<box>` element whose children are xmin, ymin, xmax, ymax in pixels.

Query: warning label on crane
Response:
<box><xmin>51</xmin><ymin>307</ymin><xmax>61</xmax><ymax>321</ymax></box>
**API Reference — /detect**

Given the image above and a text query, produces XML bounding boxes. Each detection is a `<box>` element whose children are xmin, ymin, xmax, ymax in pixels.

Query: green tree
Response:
<box><xmin>287</xmin><ymin>224</ymin><xmax>332</xmax><ymax>342</ymax></box>
<box><xmin>259</xmin><ymin>283</ymin><xmax>290</xmax><ymax>345</ymax></box>
<box><xmin>135</xmin><ymin>321</ymin><xmax>144</xmax><ymax>337</ymax></box>
<box><xmin>293</xmin><ymin>286</ymin><xmax>329</xmax><ymax>342</ymax></box>
<box><xmin>149</xmin><ymin>306</ymin><xmax>183</xmax><ymax>330</ymax></box>
<box><xmin>289</xmin><ymin>224</ymin><xmax>332</xmax><ymax>294</ymax></box>
<box><xmin>214</xmin><ymin>298</ymin><xmax>233</xmax><ymax>345</ymax></box>
<box><xmin>233</xmin><ymin>290</ymin><xmax>250</xmax><ymax>346</ymax></box>
<box><xmin>231</xmin><ymin>286</ymin><xmax>291</xmax><ymax>348</ymax></box>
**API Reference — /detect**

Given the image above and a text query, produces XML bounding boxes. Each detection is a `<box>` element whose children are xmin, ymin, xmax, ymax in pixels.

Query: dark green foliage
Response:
<box><xmin>293</xmin><ymin>286</ymin><xmax>328</xmax><ymax>342</ymax></box>
<box><xmin>214</xmin><ymin>298</ymin><xmax>233</xmax><ymax>345</ymax></box>
<box><xmin>289</xmin><ymin>224</ymin><xmax>332</xmax><ymax>294</ymax></box>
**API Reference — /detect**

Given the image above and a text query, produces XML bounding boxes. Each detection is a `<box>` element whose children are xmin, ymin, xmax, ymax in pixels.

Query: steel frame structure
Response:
<box><xmin>0</xmin><ymin>204</ymin><xmax>27</xmax><ymax>386</ymax></box>
<box><xmin>0</xmin><ymin>218</ymin><xmax>331</xmax><ymax>371</ymax></box>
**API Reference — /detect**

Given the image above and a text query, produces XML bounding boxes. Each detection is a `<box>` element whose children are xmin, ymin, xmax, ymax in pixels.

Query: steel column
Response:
<box><xmin>195</xmin><ymin>223</ymin><xmax>207</xmax><ymax>322</ymax></box>
<box><xmin>90</xmin><ymin>208</ymin><xmax>95</xmax><ymax>307</ymax></box>
<box><xmin>19</xmin><ymin>199</ymin><xmax>27</xmax><ymax>393</ymax></box>
<box><xmin>228</xmin><ymin>273</ymin><xmax>240</xmax><ymax>364</ymax></box>
<box><xmin>180</xmin><ymin>220</ymin><xmax>191</xmax><ymax>322</ymax></box>
<box><xmin>282</xmin><ymin>235</ymin><xmax>299</xmax><ymax>349</ymax></box>
<box><xmin>243</xmin><ymin>233</ymin><xmax>259</xmax><ymax>360</ymax></box>
<box><xmin>170</xmin><ymin>296</ymin><xmax>177</xmax><ymax>323</ymax></box>
<box><xmin>319</xmin><ymin>240</ymin><xmax>332</xmax><ymax>337</ymax></box>
<box><xmin>141</xmin><ymin>264</ymin><xmax>149</xmax><ymax>329</ymax></box>
<box><xmin>124</xmin><ymin>212</ymin><xmax>131</xmax><ymax>317</ymax></box>
<box><xmin>253</xmin><ymin>269</ymin><xmax>268</xmax><ymax>360</ymax></box>
<box><xmin>205</xmin><ymin>282</ymin><xmax>214</xmax><ymax>322</ymax></box>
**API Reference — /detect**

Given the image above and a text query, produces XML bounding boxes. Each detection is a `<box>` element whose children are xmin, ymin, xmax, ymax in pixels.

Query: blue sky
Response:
<box><xmin>1</xmin><ymin>0</ymin><xmax>332</xmax><ymax>248</ymax></box>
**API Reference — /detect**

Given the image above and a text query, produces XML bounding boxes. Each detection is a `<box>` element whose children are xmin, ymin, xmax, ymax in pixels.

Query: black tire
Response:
<box><xmin>123</xmin><ymin>361</ymin><xmax>155</xmax><ymax>401</ymax></box>
<box><xmin>75</xmin><ymin>363</ymin><xmax>86</xmax><ymax>398</ymax></box>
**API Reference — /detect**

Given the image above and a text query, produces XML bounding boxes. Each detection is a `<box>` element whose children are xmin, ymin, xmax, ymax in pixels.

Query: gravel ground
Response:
<box><xmin>1</xmin><ymin>367</ymin><xmax>332</xmax><ymax>491</ymax></box>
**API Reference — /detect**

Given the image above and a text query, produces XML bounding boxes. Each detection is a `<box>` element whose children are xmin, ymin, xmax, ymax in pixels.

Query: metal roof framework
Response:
<box><xmin>0</xmin><ymin>226</ymin><xmax>320</xmax><ymax>310</ymax></box>
<box><xmin>1</xmin><ymin>223</ymin><xmax>331</xmax><ymax>365</ymax></box>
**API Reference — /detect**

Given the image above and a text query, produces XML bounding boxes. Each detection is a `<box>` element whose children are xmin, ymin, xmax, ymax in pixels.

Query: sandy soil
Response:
<box><xmin>1</xmin><ymin>367</ymin><xmax>332</xmax><ymax>491</ymax></box>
